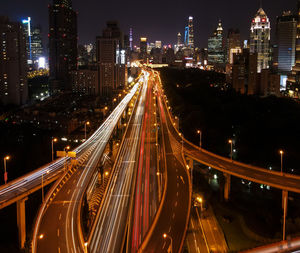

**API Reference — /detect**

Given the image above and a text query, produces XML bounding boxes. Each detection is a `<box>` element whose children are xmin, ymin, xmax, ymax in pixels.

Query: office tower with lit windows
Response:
<box><xmin>177</xmin><ymin>32</ymin><xmax>182</xmax><ymax>46</ymax></box>
<box><xmin>129</xmin><ymin>27</ymin><xmax>133</xmax><ymax>51</ymax></box>
<box><xmin>96</xmin><ymin>21</ymin><xmax>126</xmax><ymax>98</ymax></box>
<box><xmin>188</xmin><ymin>16</ymin><xmax>194</xmax><ymax>49</ymax></box>
<box><xmin>287</xmin><ymin>0</ymin><xmax>300</xmax><ymax>93</ymax></box>
<box><xmin>49</xmin><ymin>0</ymin><xmax>77</xmax><ymax>93</ymax></box>
<box><xmin>184</xmin><ymin>26</ymin><xmax>189</xmax><ymax>46</ymax></box>
<box><xmin>227</xmin><ymin>29</ymin><xmax>241</xmax><ymax>64</ymax></box>
<box><xmin>22</xmin><ymin>18</ymin><xmax>44</xmax><ymax>68</ymax></box>
<box><xmin>250</xmin><ymin>7</ymin><xmax>270</xmax><ymax>73</ymax></box>
<box><xmin>208</xmin><ymin>20</ymin><xmax>225</xmax><ymax>65</ymax></box>
<box><xmin>31</xmin><ymin>26</ymin><xmax>44</xmax><ymax>63</ymax></box>
<box><xmin>0</xmin><ymin>16</ymin><xmax>28</xmax><ymax>105</ymax></box>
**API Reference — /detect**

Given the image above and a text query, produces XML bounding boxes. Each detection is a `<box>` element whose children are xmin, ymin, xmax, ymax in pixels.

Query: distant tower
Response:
<box><xmin>250</xmin><ymin>7</ymin><xmax>270</xmax><ymax>73</ymax></box>
<box><xmin>208</xmin><ymin>20</ymin><xmax>225</xmax><ymax>65</ymax></box>
<box><xmin>22</xmin><ymin>17</ymin><xmax>32</xmax><ymax>62</ymax></box>
<box><xmin>0</xmin><ymin>17</ymin><xmax>28</xmax><ymax>105</ymax></box>
<box><xmin>276</xmin><ymin>11</ymin><xmax>297</xmax><ymax>74</ymax></box>
<box><xmin>129</xmin><ymin>27</ymin><xmax>133</xmax><ymax>50</ymax></box>
<box><xmin>184</xmin><ymin>26</ymin><xmax>189</xmax><ymax>46</ymax></box>
<box><xmin>49</xmin><ymin>0</ymin><xmax>78</xmax><ymax>92</ymax></box>
<box><xmin>287</xmin><ymin>0</ymin><xmax>300</xmax><ymax>90</ymax></box>
<box><xmin>177</xmin><ymin>32</ymin><xmax>182</xmax><ymax>46</ymax></box>
<box><xmin>188</xmin><ymin>16</ymin><xmax>194</xmax><ymax>49</ymax></box>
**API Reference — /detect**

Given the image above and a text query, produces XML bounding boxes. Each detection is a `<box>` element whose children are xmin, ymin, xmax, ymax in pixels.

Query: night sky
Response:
<box><xmin>1</xmin><ymin>0</ymin><xmax>297</xmax><ymax>48</ymax></box>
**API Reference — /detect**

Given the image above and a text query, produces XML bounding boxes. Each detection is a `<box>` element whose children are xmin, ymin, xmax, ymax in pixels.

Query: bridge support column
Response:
<box><xmin>224</xmin><ymin>173</ymin><xmax>231</xmax><ymax>202</ymax></box>
<box><xmin>17</xmin><ymin>197</ymin><xmax>28</xmax><ymax>249</ymax></box>
<box><xmin>185</xmin><ymin>157</ymin><xmax>194</xmax><ymax>191</ymax></box>
<box><xmin>282</xmin><ymin>190</ymin><xmax>288</xmax><ymax>241</ymax></box>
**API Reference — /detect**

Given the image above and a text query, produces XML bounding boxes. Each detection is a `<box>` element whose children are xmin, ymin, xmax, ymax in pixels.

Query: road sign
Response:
<box><xmin>56</xmin><ymin>151</ymin><xmax>67</xmax><ymax>157</ymax></box>
<box><xmin>67</xmin><ymin>152</ymin><xmax>76</xmax><ymax>158</ymax></box>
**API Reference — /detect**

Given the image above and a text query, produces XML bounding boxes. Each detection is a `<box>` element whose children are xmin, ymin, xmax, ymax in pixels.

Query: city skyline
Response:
<box><xmin>1</xmin><ymin>0</ymin><xmax>297</xmax><ymax>47</ymax></box>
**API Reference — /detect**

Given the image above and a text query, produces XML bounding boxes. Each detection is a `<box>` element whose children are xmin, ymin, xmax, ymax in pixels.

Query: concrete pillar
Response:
<box><xmin>17</xmin><ymin>197</ymin><xmax>28</xmax><ymax>249</ymax></box>
<box><xmin>224</xmin><ymin>173</ymin><xmax>231</xmax><ymax>201</ymax></box>
<box><xmin>282</xmin><ymin>190</ymin><xmax>288</xmax><ymax>241</ymax></box>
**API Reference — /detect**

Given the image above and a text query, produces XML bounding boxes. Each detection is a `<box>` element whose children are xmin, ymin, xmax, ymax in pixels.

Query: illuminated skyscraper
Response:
<box><xmin>287</xmin><ymin>0</ymin><xmax>300</xmax><ymax>92</ymax></box>
<box><xmin>49</xmin><ymin>0</ymin><xmax>77</xmax><ymax>92</ymax></box>
<box><xmin>177</xmin><ymin>32</ymin><xmax>182</xmax><ymax>46</ymax></box>
<box><xmin>0</xmin><ymin>16</ymin><xmax>28</xmax><ymax>105</ymax></box>
<box><xmin>188</xmin><ymin>16</ymin><xmax>194</xmax><ymax>49</ymax></box>
<box><xmin>276</xmin><ymin>11</ymin><xmax>297</xmax><ymax>74</ymax></box>
<box><xmin>96</xmin><ymin>21</ymin><xmax>126</xmax><ymax>97</ymax></box>
<box><xmin>129</xmin><ymin>27</ymin><xmax>133</xmax><ymax>50</ymax></box>
<box><xmin>227</xmin><ymin>29</ymin><xmax>241</xmax><ymax>64</ymax></box>
<box><xmin>22</xmin><ymin>17</ymin><xmax>32</xmax><ymax>63</ymax></box>
<box><xmin>250</xmin><ymin>7</ymin><xmax>270</xmax><ymax>73</ymax></box>
<box><xmin>184</xmin><ymin>26</ymin><xmax>189</xmax><ymax>46</ymax></box>
<box><xmin>208</xmin><ymin>20</ymin><xmax>225</xmax><ymax>65</ymax></box>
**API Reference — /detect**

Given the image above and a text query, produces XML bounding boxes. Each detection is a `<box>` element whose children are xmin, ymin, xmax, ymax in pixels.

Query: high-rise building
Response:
<box><xmin>0</xmin><ymin>16</ymin><xmax>28</xmax><ymax>105</ymax></box>
<box><xmin>49</xmin><ymin>0</ymin><xmax>77</xmax><ymax>93</ymax></box>
<box><xmin>188</xmin><ymin>16</ymin><xmax>194</xmax><ymax>49</ymax></box>
<box><xmin>96</xmin><ymin>21</ymin><xmax>126</xmax><ymax>98</ymax></box>
<box><xmin>184</xmin><ymin>26</ymin><xmax>189</xmax><ymax>46</ymax></box>
<box><xmin>31</xmin><ymin>26</ymin><xmax>43</xmax><ymax>59</ymax></box>
<box><xmin>177</xmin><ymin>32</ymin><xmax>182</xmax><ymax>46</ymax></box>
<box><xmin>250</xmin><ymin>7</ymin><xmax>270</xmax><ymax>73</ymax></box>
<box><xmin>287</xmin><ymin>1</ymin><xmax>300</xmax><ymax>95</ymax></box>
<box><xmin>22</xmin><ymin>17</ymin><xmax>32</xmax><ymax>63</ymax></box>
<box><xmin>22</xmin><ymin>18</ymin><xmax>44</xmax><ymax>69</ymax></box>
<box><xmin>227</xmin><ymin>29</ymin><xmax>241</xmax><ymax>64</ymax></box>
<box><xmin>276</xmin><ymin>11</ymin><xmax>297</xmax><ymax>74</ymax></box>
<box><xmin>208</xmin><ymin>20</ymin><xmax>225</xmax><ymax>65</ymax></box>
<box><xmin>129</xmin><ymin>27</ymin><xmax>133</xmax><ymax>51</ymax></box>
<box><xmin>155</xmin><ymin>41</ymin><xmax>162</xmax><ymax>49</ymax></box>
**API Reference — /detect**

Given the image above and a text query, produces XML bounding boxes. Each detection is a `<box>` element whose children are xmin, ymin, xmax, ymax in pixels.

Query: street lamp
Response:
<box><xmin>64</xmin><ymin>146</ymin><xmax>70</xmax><ymax>171</ymax></box>
<box><xmin>279</xmin><ymin>150</ymin><xmax>284</xmax><ymax>174</ymax></box>
<box><xmin>163</xmin><ymin>233</ymin><xmax>173</xmax><ymax>253</ymax></box>
<box><xmin>42</xmin><ymin>170</ymin><xmax>50</xmax><ymax>203</ymax></box>
<box><xmin>85</xmin><ymin>121</ymin><xmax>90</xmax><ymax>141</ymax></box>
<box><xmin>179</xmin><ymin>133</ymin><xmax>183</xmax><ymax>153</ymax></box>
<box><xmin>228</xmin><ymin>139</ymin><xmax>233</xmax><ymax>161</ymax></box>
<box><xmin>84</xmin><ymin>242</ymin><xmax>88</xmax><ymax>253</ymax></box>
<box><xmin>197</xmin><ymin>130</ymin><xmax>202</xmax><ymax>149</ymax></box>
<box><xmin>51</xmin><ymin>137</ymin><xmax>58</xmax><ymax>161</ymax></box>
<box><xmin>3</xmin><ymin>156</ymin><xmax>10</xmax><ymax>184</ymax></box>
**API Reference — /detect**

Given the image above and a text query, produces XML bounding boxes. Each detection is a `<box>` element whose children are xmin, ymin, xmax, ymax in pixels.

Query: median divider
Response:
<box><xmin>137</xmin><ymin>80</ymin><xmax>168</xmax><ymax>253</ymax></box>
<box><xmin>85</xmin><ymin>84</ymin><xmax>142</xmax><ymax>248</ymax></box>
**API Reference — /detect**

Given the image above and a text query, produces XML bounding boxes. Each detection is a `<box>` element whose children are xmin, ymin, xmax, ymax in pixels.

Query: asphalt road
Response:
<box><xmin>141</xmin><ymin>74</ymin><xmax>191</xmax><ymax>253</ymax></box>
<box><xmin>88</xmin><ymin>73</ymin><xmax>149</xmax><ymax>253</ymax></box>
<box><xmin>34</xmin><ymin>80</ymin><xmax>141</xmax><ymax>253</ymax></box>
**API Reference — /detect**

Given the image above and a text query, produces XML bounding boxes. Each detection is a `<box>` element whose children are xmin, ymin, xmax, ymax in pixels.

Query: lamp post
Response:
<box><xmin>51</xmin><ymin>138</ymin><xmax>57</xmax><ymax>161</ymax></box>
<box><xmin>197</xmin><ymin>130</ymin><xmax>202</xmax><ymax>149</ymax></box>
<box><xmin>163</xmin><ymin>233</ymin><xmax>173</xmax><ymax>253</ymax></box>
<box><xmin>3</xmin><ymin>156</ymin><xmax>10</xmax><ymax>184</ymax></box>
<box><xmin>84</xmin><ymin>242</ymin><xmax>88</xmax><ymax>253</ymax></box>
<box><xmin>228</xmin><ymin>139</ymin><xmax>233</xmax><ymax>161</ymax></box>
<box><xmin>42</xmin><ymin>170</ymin><xmax>50</xmax><ymax>203</ymax></box>
<box><xmin>64</xmin><ymin>146</ymin><xmax>70</xmax><ymax>172</ymax></box>
<box><xmin>279</xmin><ymin>150</ymin><xmax>284</xmax><ymax>174</ymax></box>
<box><xmin>84</xmin><ymin>121</ymin><xmax>90</xmax><ymax>141</ymax></box>
<box><xmin>179</xmin><ymin>133</ymin><xmax>183</xmax><ymax>153</ymax></box>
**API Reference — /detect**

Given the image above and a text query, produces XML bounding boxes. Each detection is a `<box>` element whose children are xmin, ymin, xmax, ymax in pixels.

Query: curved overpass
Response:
<box><xmin>157</xmin><ymin>74</ymin><xmax>300</xmax><ymax>195</ymax></box>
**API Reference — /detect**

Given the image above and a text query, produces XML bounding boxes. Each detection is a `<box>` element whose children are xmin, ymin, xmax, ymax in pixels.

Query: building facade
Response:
<box><xmin>188</xmin><ymin>16</ymin><xmax>194</xmax><ymax>49</ymax></box>
<box><xmin>276</xmin><ymin>11</ymin><xmax>297</xmax><ymax>74</ymax></box>
<box><xmin>208</xmin><ymin>20</ymin><xmax>225</xmax><ymax>65</ymax></box>
<box><xmin>49</xmin><ymin>0</ymin><xmax>77</xmax><ymax>93</ymax></box>
<box><xmin>250</xmin><ymin>8</ymin><xmax>270</xmax><ymax>73</ymax></box>
<box><xmin>96</xmin><ymin>21</ymin><xmax>127</xmax><ymax>98</ymax></box>
<box><xmin>287</xmin><ymin>0</ymin><xmax>300</xmax><ymax>95</ymax></box>
<box><xmin>0</xmin><ymin>17</ymin><xmax>28</xmax><ymax>105</ymax></box>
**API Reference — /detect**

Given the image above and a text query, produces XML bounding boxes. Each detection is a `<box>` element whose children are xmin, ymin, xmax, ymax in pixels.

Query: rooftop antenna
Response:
<box><xmin>260</xmin><ymin>0</ymin><xmax>263</xmax><ymax>8</ymax></box>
